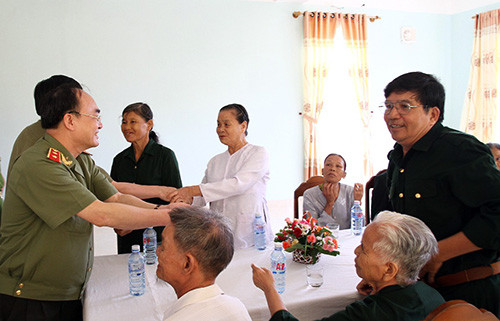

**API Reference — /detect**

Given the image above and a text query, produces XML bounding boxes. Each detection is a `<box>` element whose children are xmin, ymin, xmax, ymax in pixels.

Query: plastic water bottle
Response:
<box><xmin>271</xmin><ymin>242</ymin><xmax>286</xmax><ymax>294</ymax></box>
<box><xmin>351</xmin><ymin>200</ymin><xmax>364</xmax><ymax>236</ymax></box>
<box><xmin>143</xmin><ymin>227</ymin><xmax>157</xmax><ymax>264</ymax></box>
<box><xmin>254</xmin><ymin>213</ymin><xmax>267</xmax><ymax>250</ymax></box>
<box><xmin>128</xmin><ymin>244</ymin><xmax>145</xmax><ymax>296</ymax></box>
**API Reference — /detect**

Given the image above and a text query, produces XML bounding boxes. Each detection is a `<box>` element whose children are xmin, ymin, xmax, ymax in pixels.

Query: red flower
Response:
<box><xmin>283</xmin><ymin>241</ymin><xmax>291</xmax><ymax>250</ymax></box>
<box><xmin>293</xmin><ymin>227</ymin><xmax>302</xmax><ymax>238</ymax></box>
<box><xmin>307</xmin><ymin>234</ymin><xmax>317</xmax><ymax>244</ymax></box>
<box><xmin>277</xmin><ymin>234</ymin><xmax>286</xmax><ymax>241</ymax></box>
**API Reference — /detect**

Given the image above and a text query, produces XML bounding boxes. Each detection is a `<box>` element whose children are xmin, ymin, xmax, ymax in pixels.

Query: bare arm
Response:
<box><xmin>110</xmin><ymin>192</ymin><xmax>159</xmax><ymax>209</ymax></box>
<box><xmin>251</xmin><ymin>264</ymin><xmax>287</xmax><ymax>316</ymax></box>
<box><xmin>76</xmin><ymin>193</ymin><xmax>189</xmax><ymax>230</ymax></box>
<box><xmin>421</xmin><ymin>231</ymin><xmax>481</xmax><ymax>283</ymax></box>
<box><xmin>112</xmin><ymin>181</ymin><xmax>175</xmax><ymax>202</ymax></box>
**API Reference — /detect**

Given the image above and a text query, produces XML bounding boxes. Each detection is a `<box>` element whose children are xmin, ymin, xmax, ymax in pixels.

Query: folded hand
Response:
<box><xmin>419</xmin><ymin>253</ymin><xmax>444</xmax><ymax>285</ymax></box>
<box><xmin>356</xmin><ymin>279</ymin><xmax>374</xmax><ymax>295</ymax></box>
<box><xmin>354</xmin><ymin>183</ymin><xmax>364</xmax><ymax>201</ymax></box>
<box><xmin>158</xmin><ymin>186</ymin><xmax>177</xmax><ymax>202</ymax></box>
<box><xmin>168</xmin><ymin>187</ymin><xmax>194</xmax><ymax>204</ymax></box>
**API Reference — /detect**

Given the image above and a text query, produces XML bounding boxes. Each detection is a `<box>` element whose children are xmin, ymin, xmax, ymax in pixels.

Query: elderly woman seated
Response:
<box><xmin>303</xmin><ymin>153</ymin><xmax>363</xmax><ymax>229</ymax></box>
<box><xmin>252</xmin><ymin>211</ymin><xmax>446</xmax><ymax>321</ymax></box>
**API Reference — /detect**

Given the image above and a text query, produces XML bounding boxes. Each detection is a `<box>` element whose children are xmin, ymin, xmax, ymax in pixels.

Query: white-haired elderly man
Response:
<box><xmin>252</xmin><ymin>211</ymin><xmax>445</xmax><ymax>321</ymax></box>
<box><xmin>157</xmin><ymin>207</ymin><xmax>251</xmax><ymax>321</ymax></box>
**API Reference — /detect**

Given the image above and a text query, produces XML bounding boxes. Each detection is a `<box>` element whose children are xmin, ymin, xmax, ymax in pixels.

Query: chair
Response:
<box><xmin>364</xmin><ymin>169</ymin><xmax>387</xmax><ymax>225</ymax></box>
<box><xmin>293</xmin><ymin>176</ymin><xmax>324</xmax><ymax>219</ymax></box>
<box><xmin>424</xmin><ymin>300</ymin><xmax>499</xmax><ymax>321</ymax></box>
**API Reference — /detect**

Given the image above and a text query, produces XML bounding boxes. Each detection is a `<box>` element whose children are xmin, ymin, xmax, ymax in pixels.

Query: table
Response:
<box><xmin>83</xmin><ymin>230</ymin><xmax>363</xmax><ymax>321</ymax></box>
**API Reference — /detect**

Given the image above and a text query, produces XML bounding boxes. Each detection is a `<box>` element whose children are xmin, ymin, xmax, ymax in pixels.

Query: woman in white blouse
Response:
<box><xmin>169</xmin><ymin>104</ymin><xmax>272</xmax><ymax>249</ymax></box>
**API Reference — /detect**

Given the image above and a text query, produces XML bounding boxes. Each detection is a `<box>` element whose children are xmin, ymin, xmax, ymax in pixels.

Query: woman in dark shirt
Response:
<box><xmin>111</xmin><ymin>102</ymin><xmax>182</xmax><ymax>254</ymax></box>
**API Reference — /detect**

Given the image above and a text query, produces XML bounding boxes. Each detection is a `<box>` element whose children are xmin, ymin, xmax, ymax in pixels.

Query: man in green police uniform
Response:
<box><xmin>7</xmin><ymin>75</ymin><xmax>82</xmax><ymax>177</ymax></box>
<box><xmin>7</xmin><ymin>75</ymin><xmax>176</xmax><ymax>202</ymax></box>
<box><xmin>383</xmin><ymin>72</ymin><xmax>500</xmax><ymax>316</ymax></box>
<box><xmin>0</xmin><ymin>85</ymin><xmax>185</xmax><ymax>321</ymax></box>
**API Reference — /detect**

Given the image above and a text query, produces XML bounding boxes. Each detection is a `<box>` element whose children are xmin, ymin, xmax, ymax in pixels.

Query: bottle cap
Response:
<box><xmin>255</xmin><ymin>213</ymin><xmax>262</xmax><ymax>218</ymax></box>
<box><xmin>354</xmin><ymin>200</ymin><xmax>361</xmax><ymax>205</ymax></box>
<box><xmin>274</xmin><ymin>242</ymin><xmax>283</xmax><ymax>249</ymax></box>
<box><xmin>131</xmin><ymin>244</ymin><xmax>140</xmax><ymax>252</ymax></box>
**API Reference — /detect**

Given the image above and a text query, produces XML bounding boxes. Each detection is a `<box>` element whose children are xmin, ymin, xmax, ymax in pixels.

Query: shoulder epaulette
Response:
<box><xmin>46</xmin><ymin>148</ymin><xmax>73</xmax><ymax>166</ymax></box>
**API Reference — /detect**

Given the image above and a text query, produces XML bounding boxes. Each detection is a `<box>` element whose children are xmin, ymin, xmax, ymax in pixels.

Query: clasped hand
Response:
<box><xmin>167</xmin><ymin>187</ymin><xmax>194</xmax><ymax>204</ymax></box>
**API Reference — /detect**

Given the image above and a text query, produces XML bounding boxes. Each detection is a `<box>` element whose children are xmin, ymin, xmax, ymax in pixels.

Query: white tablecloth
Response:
<box><xmin>83</xmin><ymin>230</ymin><xmax>363</xmax><ymax>321</ymax></box>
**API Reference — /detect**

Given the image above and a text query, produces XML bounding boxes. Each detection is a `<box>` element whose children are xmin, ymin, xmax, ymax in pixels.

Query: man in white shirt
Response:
<box><xmin>157</xmin><ymin>207</ymin><xmax>251</xmax><ymax>321</ymax></box>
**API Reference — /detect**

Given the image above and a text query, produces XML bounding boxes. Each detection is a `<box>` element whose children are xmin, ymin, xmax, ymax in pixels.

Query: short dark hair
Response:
<box><xmin>220</xmin><ymin>103</ymin><xmax>250</xmax><ymax>136</ymax></box>
<box><xmin>486</xmin><ymin>142</ymin><xmax>500</xmax><ymax>150</ymax></box>
<box><xmin>169</xmin><ymin>207</ymin><xmax>234</xmax><ymax>280</ymax></box>
<box><xmin>34</xmin><ymin>75</ymin><xmax>82</xmax><ymax>116</ymax></box>
<box><xmin>384</xmin><ymin>72</ymin><xmax>445</xmax><ymax>123</ymax></box>
<box><xmin>324</xmin><ymin>153</ymin><xmax>346</xmax><ymax>171</ymax></box>
<box><xmin>40</xmin><ymin>85</ymin><xmax>82</xmax><ymax>129</ymax></box>
<box><xmin>122</xmin><ymin>102</ymin><xmax>159</xmax><ymax>143</ymax></box>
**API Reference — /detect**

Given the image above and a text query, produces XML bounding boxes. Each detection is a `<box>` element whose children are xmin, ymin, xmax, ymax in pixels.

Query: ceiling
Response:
<box><xmin>252</xmin><ymin>0</ymin><xmax>500</xmax><ymax>14</ymax></box>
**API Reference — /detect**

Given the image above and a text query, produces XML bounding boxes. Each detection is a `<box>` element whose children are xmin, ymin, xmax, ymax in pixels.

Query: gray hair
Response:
<box><xmin>371</xmin><ymin>211</ymin><xmax>438</xmax><ymax>285</ymax></box>
<box><xmin>169</xmin><ymin>207</ymin><xmax>234</xmax><ymax>279</ymax></box>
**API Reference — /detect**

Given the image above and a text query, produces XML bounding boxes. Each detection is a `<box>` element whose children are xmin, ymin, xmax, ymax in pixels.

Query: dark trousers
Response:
<box><xmin>0</xmin><ymin>294</ymin><xmax>82</xmax><ymax>321</ymax></box>
<box><xmin>438</xmin><ymin>274</ymin><xmax>500</xmax><ymax>318</ymax></box>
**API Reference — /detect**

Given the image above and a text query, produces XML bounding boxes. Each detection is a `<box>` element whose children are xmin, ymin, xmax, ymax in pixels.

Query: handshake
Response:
<box><xmin>159</xmin><ymin>186</ymin><xmax>200</xmax><ymax>204</ymax></box>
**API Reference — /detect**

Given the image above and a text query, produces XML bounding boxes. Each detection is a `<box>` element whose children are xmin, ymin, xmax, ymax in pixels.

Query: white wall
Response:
<box><xmin>0</xmin><ymin>0</ymin><xmax>304</xmax><ymax>200</ymax></box>
<box><xmin>0</xmin><ymin>0</ymin><xmax>497</xmax><ymax>201</ymax></box>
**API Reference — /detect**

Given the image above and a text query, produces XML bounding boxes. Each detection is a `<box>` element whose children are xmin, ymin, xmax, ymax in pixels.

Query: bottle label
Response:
<box><xmin>275</xmin><ymin>263</ymin><xmax>285</xmax><ymax>271</ymax></box>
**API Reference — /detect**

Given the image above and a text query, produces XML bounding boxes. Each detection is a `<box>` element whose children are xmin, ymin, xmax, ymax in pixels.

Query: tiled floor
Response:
<box><xmin>93</xmin><ymin>199</ymin><xmax>295</xmax><ymax>256</ymax></box>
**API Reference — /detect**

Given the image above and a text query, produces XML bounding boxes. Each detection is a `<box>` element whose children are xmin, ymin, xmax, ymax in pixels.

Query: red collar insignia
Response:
<box><xmin>47</xmin><ymin>148</ymin><xmax>61</xmax><ymax>163</ymax></box>
<box><xmin>46</xmin><ymin>148</ymin><xmax>73</xmax><ymax>165</ymax></box>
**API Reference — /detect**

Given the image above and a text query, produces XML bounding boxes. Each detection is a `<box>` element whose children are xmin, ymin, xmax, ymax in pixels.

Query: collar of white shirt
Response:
<box><xmin>163</xmin><ymin>283</ymin><xmax>222</xmax><ymax>319</ymax></box>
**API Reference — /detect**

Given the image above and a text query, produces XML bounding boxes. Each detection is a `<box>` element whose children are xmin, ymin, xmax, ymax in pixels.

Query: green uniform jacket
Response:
<box><xmin>387</xmin><ymin>123</ymin><xmax>500</xmax><ymax>314</ymax></box>
<box><xmin>0</xmin><ymin>133</ymin><xmax>117</xmax><ymax>301</ymax></box>
<box><xmin>271</xmin><ymin>282</ymin><xmax>444</xmax><ymax>321</ymax></box>
<box><xmin>111</xmin><ymin>139</ymin><xmax>182</xmax><ymax>253</ymax></box>
<box><xmin>387</xmin><ymin>123</ymin><xmax>500</xmax><ymax>274</ymax></box>
<box><xmin>7</xmin><ymin>120</ymin><xmax>45</xmax><ymax>177</ymax></box>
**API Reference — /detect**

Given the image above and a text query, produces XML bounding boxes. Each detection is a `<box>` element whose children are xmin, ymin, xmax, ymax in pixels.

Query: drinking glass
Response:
<box><xmin>306</xmin><ymin>263</ymin><xmax>324</xmax><ymax>287</ymax></box>
<box><xmin>327</xmin><ymin>222</ymin><xmax>340</xmax><ymax>239</ymax></box>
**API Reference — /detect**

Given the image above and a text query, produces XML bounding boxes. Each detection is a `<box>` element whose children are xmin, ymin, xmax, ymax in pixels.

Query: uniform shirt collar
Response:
<box><xmin>123</xmin><ymin>139</ymin><xmax>157</xmax><ymax>161</ymax></box>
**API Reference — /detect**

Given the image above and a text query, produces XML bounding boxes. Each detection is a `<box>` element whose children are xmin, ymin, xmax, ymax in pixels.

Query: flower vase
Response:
<box><xmin>292</xmin><ymin>249</ymin><xmax>321</xmax><ymax>264</ymax></box>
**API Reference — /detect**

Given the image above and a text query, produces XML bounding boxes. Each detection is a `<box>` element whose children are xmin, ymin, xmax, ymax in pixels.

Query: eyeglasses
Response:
<box><xmin>378</xmin><ymin>102</ymin><xmax>426</xmax><ymax>115</ymax></box>
<box><xmin>69</xmin><ymin>111</ymin><xmax>102</xmax><ymax>121</ymax></box>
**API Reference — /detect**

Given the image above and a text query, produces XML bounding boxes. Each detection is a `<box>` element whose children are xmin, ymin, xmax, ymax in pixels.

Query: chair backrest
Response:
<box><xmin>424</xmin><ymin>300</ymin><xmax>499</xmax><ymax>321</ymax></box>
<box><xmin>293</xmin><ymin>176</ymin><xmax>324</xmax><ymax>219</ymax></box>
<box><xmin>365</xmin><ymin>169</ymin><xmax>387</xmax><ymax>224</ymax></box>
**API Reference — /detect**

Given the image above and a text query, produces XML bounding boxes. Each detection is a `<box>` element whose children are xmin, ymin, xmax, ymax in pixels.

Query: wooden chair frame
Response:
<box><xmin>293</xmin><ymin>176</ymin><xmax>324</xmax><ymax>219</ymax></box>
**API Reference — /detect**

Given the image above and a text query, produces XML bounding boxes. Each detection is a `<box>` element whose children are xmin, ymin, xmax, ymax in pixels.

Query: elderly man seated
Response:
<box><xmin>252</xmin><ymin>211</ymin><xmax>445</xmax><ymax>321</ymax></box>
<box><xmin>156</xmin><ymin>207</ymin><xmax>251</xmax><ymax>321</ymax></box>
